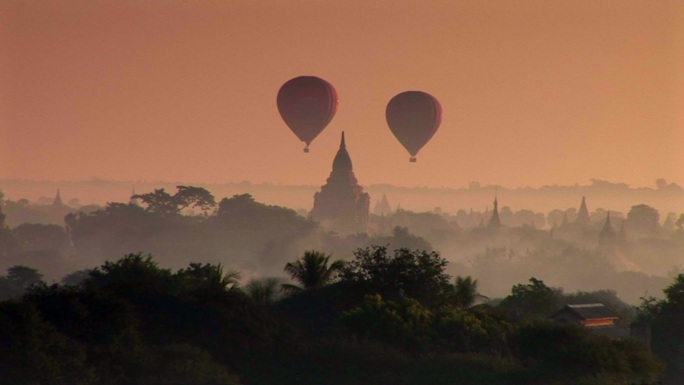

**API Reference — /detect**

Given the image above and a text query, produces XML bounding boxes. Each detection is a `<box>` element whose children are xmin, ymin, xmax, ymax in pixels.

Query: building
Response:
<box><xmin>598</xmin><ymin>212</ymin><xmax>617</xmax><ymax>246</ymax></box>
<box><xmin>599</xmin><ymin>212</ymin><xmax>642</xmax><ymax>272</ymax></box>
<box><xmin>373</xmin><ymin>194</ymin><xmax>392</xmax><ymax>216</ymax></box>
<box><xmin>551</xmin><ymin>303</ymin><xmax>629</xmax><ymax>338</ymax></box>
<box><xmin>576</xmin><ymin>196</ymin><xmax>590</xmax><ymax>224</ymax></box>
<box><xmin>53</xmin><ymin>189</ymin><xmax>64</xmax><ymax>208</ymax></box>
<box><xmin>488</xmin><ymin>193</ymin><xmax>501</xmax><ymax>228</ymax></box>
<box><xmin>309</xmin><ymin>132</ymin><xmax>370</xmax><ymax>235</ymax></box>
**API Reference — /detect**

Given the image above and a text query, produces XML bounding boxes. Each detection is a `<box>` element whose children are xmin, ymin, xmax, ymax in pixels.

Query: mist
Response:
<box><xmin>1</xmin><ymin>179</ymin><xmax>681</xmax><ymax>305</ymax></box>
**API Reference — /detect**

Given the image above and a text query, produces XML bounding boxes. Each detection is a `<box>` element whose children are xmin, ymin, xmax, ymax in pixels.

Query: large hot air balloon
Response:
<box><xmin>277</xmin><ymin>76</ymin><xmax>338</xmax><ymax>153</ymax></box>
<box><xmin>385</xmin><ymin>91</ymin><xmax>442</xmax><ymax>162</ymax></box>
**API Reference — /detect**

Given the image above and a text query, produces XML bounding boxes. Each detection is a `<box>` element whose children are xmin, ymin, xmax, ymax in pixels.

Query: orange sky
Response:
<box><xmin>1</xmin><ymin>0</ymin><xmax>682</xmax><ymax>189</ymax></box>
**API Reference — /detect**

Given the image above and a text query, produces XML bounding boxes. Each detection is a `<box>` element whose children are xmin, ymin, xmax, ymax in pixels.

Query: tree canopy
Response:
<box><xmin>283</xmin><ymin>250</ymin><xmax>344</xmax><ymax>291</ymax></box>
<box><xmin>341</xmin><ymin>246</ymin><xmax>451</xmax><ymax>307</ymax></box>
<box><xmin>134</xmin><ymin>186</ymin><xmax>216</xmax><ymax>216</ymax></box>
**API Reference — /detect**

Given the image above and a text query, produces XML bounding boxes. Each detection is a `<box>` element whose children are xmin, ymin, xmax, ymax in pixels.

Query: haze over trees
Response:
<box><xmin>0</xmin><ymin>184</ymin><xmax>681</xmax><ymax>305</ymax></box>
<box><xmin>1</xmin><ymin>182</ymin><xmax>683</xmax><ymax>383</ymax></box>
<box><xmin>1</xmin><ymin>177</ymin><xmax>682</xmax><ymax>221</ymax></box>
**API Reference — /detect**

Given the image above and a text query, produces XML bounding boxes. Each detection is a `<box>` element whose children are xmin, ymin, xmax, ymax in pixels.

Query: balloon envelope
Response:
<box><xmin>277</xmin><ymin>76</ymin><xmax>338</xmax><ymax>152</ymax></box>
<box><xmin>385</xmin><ymin>91</ymin><xmax>442</xmax><ymax>162</ymax></box>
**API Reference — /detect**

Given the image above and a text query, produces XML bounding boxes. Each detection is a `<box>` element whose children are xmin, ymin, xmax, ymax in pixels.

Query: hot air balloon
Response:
<box><xmin>385</xmin><ymin>91</ymin><xmax>442</xmax><ymax>162</ymax></box>
<box><xmin>277</xmin><ymin>76</ymin><xmax>338</xmax><ymax>153</ymax></box>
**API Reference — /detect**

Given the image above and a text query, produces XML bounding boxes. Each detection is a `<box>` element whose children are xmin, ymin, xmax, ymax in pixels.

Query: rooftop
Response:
<box><xmin>554</xmin><ymin>303</ymin><xmax>618</xmax><ymax>321</ymax></box>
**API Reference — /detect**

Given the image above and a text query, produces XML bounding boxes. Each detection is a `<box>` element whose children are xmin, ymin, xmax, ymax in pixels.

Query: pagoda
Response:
<box><xmin>310</xmin><ymin>132</ymin><xmax>370</xmax><ymax>235</ymax></box>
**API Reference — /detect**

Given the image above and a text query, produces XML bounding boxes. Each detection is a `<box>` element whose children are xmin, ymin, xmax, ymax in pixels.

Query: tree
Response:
<box><xmin>216</xmin><ymin>193</ymin><xmax>257</xmax><ymax>219</ymax></box>
<box><xmin>174</xmin><ymin>185</ymin><xmax>216</xmax><ymax>213</ymax></box>
<box><xmin>0</xmin><ymin>228</ymin><xmax>20</xmax><ymax>257</ymax></box>
<box><xmin>177</xmin><ymin>263</ymin><xmax>240</xmax><ymax>294</ymax></box>
<box><xmin>498</xmin><ymin>277</ymin><xmax>563</xmax><ymax>321</ymax></box>
<box><xmin>245</xmin><ymin>277</ymin><xmax>283</xmax><ymax>304</ymax></box>
<box><xmin>135</xmin><ymin>188</ymin><xmax>177</xmax><ymax>215</ymax></box>
<box><xmin>137</xmin><ymin>344</ymin><xmax>240</xmax><ymax>385</ymax></box>
<box><xmin>341</xmin><ymin>246</ymin><xmax>451</xmax><ymax>307</ymax></box>
<box><xmin>134</xmin><ymin>186</ymin><xmax>216</xmax><ymax>216</ymax></box>
<box><xmin>650</xmin><ymin>275</ymin><xmax>684</xmax><ymax>368</ymax></box>
<box><xmin>283</xmin><ymin>250</ymin><xmax>344</xmax><ymax>292</ymax></box>
<box><xmin>452</xmin><ymin>276</ymin><xmax>488</xmax><ymax>310</ymax></box>
<box><xmin>7</xmin><ymin>265</ymin><xmax>43</xmax><ymax>290</ymax></box>
<box><xmin>676</xmin><ymin>214</ymin><xmax>684</xmax><ymax>232</ymax></box>
<box><xmin>0</xmin><ymin>302</ymin><xmax>96</xmax><ymax>384</ymax></box>
<box><xmin>61</xmin><ymin>270</ymin><xmax>92</xmax><ymax>287</ymax></box>
<box><xmin>369</xmin><ymin>226</ymin><xmax>433</xmax><ymax>252</ymax></box>
<box><xmin>626</xmin><ymin>204</ymin><xmax>660</xmax><ymax>236</ymax></box>
<box><xmin>342</xmin><ymin>293</ymin><xmax>507</xmax><ymax>355</ymax></box>
<box><xmin>341</xmin><ymin>294</ymin><xmax>433</xmax><ymax>351</ymax></box>
<box><xmin>513</xmin><ymin>322</ymin><xmax>662</xmax><ymax>383</ymax></box>
<box><xmin>12</xmin><ymin>223</ymin><xmax>71</xmax><ymax>252</ymax></box>
<box><xmin>87</xmin><ymin>253</ymin><xmax>176</xmax><ymax>295</ymax></box>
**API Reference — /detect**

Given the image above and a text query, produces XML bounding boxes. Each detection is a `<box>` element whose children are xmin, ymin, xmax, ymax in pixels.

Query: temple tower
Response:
<box><xmin>599</xmin><ymin>212</ymin><xmax>617</xmax><ymax>246</ymax></box>
<box><xmin>576</xmin><ymin>196</ymin><xmax>590</xmax><ymax>224</ymax></box>
<box><xmin>373</xmin><ymin>194</ymin><xmax>392</xmax><ymax>216</ymax></box>
<box><xmin>310</xmin><ymin>132</ymin><xmax>370</xmax><ymax>234</ymax></box>
<box><xmin>488</xmin><ymin>191</ymin><xmax>501</xmax><ymax>228</ymax></box>
<box><xmin>53</xmin><ymin>189</ymin><xmax>64</xmax><ymax>207</ymax></box>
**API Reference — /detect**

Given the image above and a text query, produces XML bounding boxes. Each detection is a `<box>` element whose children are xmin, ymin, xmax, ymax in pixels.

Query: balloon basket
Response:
<box><xmin>303</xmin><ymin>146</ymin><xmax>310</xmax><ymax>153</ymax></box>
<box><xmin>409</xmin><ymin>157</ymin><xmax>417</xmax><ymax>163</ymax></box>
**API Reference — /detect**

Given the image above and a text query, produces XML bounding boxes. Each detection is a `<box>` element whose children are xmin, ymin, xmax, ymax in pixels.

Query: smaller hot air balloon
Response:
<box><xmin>277</xmin><ymin>76</ymin><xmax>338</xmax><ymax>153</ymax></box>
<box><xmin>385</xmin><ymin>91</ymin><xmax>442</xmax><ymax>162</ymax></box>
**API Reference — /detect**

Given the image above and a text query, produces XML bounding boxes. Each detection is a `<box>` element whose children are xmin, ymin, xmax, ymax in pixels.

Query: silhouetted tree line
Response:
<box><xmin>636</xmin><ymin>274</ymin><xmax>684</xmax><ymax>383</ymax></box>
<box><xmin>0</xmin><ymin>248</ymin><xmax>666</xmax><ymax>385</ymax></box>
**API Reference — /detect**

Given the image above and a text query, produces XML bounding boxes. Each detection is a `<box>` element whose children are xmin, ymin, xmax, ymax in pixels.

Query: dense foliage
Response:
<box><xmin>636</xmin><ymin>274</ymin><xmax>684</xmax><ymax>382</ymax></box>
<box><xmin>0</xmin><ymin>250</ymin><xmax>665</xmax><ymax>385</ymax></box>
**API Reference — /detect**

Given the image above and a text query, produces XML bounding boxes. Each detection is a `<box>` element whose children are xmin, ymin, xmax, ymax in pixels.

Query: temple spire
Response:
<box><xmin>488</xmin><ymin>188</ymin><xmax>501</xmax><ymax>228</ymax></box>
<box><xmin>310</xmin><ymin>131</ymin><xmax>369</xmax><ymax>235</ymax></box>
<box><xmin>599</xmin><ymin>212</ymin><xmax>617</xmax><ymax>246</ymax></box>
<box><xmin>576</xmin><ymin>196</ymin><xmax>590</xmax><ymax>224</ymax></box>
<box><xmin>332</xmin><ymin>131</ymin><xmax>353</xmax><ymax>173</ymax></box>
<box><xmin>53</xmin><ymin>189</ymin><xmax>64</xmax><ymax>207</ymax></box>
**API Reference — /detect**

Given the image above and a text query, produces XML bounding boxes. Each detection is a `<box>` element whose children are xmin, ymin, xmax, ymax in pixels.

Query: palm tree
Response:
<box><xmin>453</xmin><ymin>276</ymin><xmax>488</xmax><ymax>309</ymax></box>
<box><xmin>177</xmin><ymin>262</ymin><xmax>240</xmax><ymax>293</ymax></box>
<box><xmin>246</xmin><ymin>277</ymin><xmax>283</xmax><ymax>304</ymax></box>
<box><xmin>282</xmin><ymin>250</ymin><xmax>344</xmax><ymax>292</ymax></box>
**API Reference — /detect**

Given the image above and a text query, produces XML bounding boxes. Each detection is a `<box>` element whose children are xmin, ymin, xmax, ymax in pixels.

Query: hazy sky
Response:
<box><xmin>2</xmin><ymin>0</ymin><xmax>682</xmax><ymax>189</ymax></box>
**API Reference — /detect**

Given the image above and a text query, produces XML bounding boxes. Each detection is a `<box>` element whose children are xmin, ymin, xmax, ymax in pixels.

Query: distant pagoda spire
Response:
<box><xmin>576</xmin><ymin>196</ymin><xmax>590</xmax><ymax>224</ymax></box>
<box><xmin>599</xmin><ymin>212</ymin><xmax>617</xmax><ymax>246</ymax></box>
<box><xmin>53</xmin><ymin>189</ymin><xmax>64</xmax><ymax>207</ymax></box>
<box><xmin>488</xmin><ymin>188</ymin><xmax>501</xmax><ymax>228</ymax></box>
<box><xmin>373</xmin><ymin>193</ymin><xmax>392</xmax><ymax>216</ymax></box>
